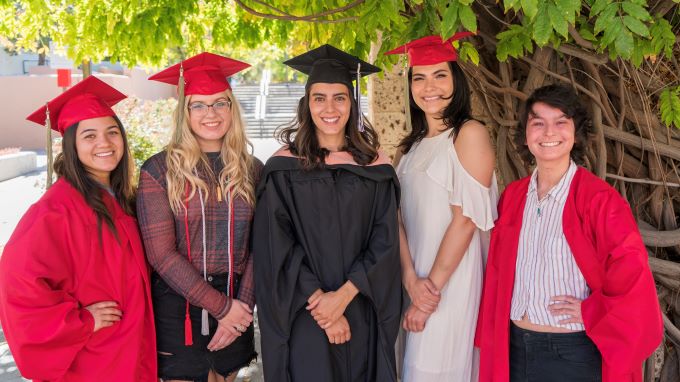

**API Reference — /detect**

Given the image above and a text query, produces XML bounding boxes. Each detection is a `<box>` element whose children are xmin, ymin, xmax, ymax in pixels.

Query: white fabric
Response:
<box><xmin>397</xmin><ymin>131</ymin><xmax>498</xmax><ymax>382</ymax></box>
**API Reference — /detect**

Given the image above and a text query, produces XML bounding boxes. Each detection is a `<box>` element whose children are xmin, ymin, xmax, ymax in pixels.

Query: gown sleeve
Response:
<box><xmin>252</xmin><ymin>172</ymin><xmax>322</xmax><ymax>380</ymax></box>
<box><xmin>0</xmin><ymin>204</ymin><xmax>95</xmax><ymax>381</ymax></box>
<box><xmin>346</xmin><ymin>178</ymin><xmax>401</xmax><ymax>318</ymax></box>
<box><xmin>580</xmin><ymin>190</ymin><xmax>663</xmax><ymax>378</ymax></box>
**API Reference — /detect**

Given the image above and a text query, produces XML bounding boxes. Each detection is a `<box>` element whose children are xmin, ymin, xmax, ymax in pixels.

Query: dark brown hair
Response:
<box><xmin>276</xmin><ymin>85</ymin><xmax>379</xmax><ymax>169</ymax></box>
<box><xmin>515</xmin><ymin>84</ymin><xmax>593</xmax><ymax>166</ymax></box>
<box><xmin>398</xmin><ymin>61</ymin><xmax>472</xmax><ymax>154</ymax></box>
<box><xmin>54</xmin><ymin>115</ymin><xmax>135</xmax><ymax>240</ymax></box>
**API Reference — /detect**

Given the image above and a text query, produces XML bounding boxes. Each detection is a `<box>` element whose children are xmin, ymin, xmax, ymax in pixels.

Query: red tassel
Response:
<box><xmin>184</xmin><ymin>302</ymin><xmax>193</xmax><ymax>346</ymax></box>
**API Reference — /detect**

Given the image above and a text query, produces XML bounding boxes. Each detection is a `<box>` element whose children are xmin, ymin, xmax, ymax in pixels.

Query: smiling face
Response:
<box><xmin>75</xmin><ymin>116</ymin><xmax>124</xmax><ymax>186</ymax></box>
<box><xmin>410</xmin><ymin>62</ymin><xmax>454</xmax><ymax>117</ymax></box>
<box><xmin>525</xmin><ymin>102</ymin><xmax>575</xmax><ymax>167</ymax></box>
<box><xmin>308</xmin><ymin>82</ymin><xmax>351</xmax><ymax>149</ymax></box>
<box><xmin>187</xmin><ymin>91</ymin><xmax>233</xmax><ymax>152</ymax></box>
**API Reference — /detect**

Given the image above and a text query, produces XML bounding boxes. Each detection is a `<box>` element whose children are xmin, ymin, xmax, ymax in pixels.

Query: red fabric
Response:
<box><xmin>384</xmin><ymin>32</ymin><xmax>474</xmax><ymax>66</ymax></box>
<box><xmin>25</xmin><ymin>76</ymin><xmax>125</xmax><ymax>134</ymax></box>
<box><xmin>0</xmin><ymin>178</ymin><xmax>157</xmax><ymax>382</ymax></box>
<box><xmin>148</xmin><ymin>52</ymin><xmax>250</xmax><ymax>95</ymax></box>
<box><xmin>476</xmin><ymin>167</ymin><xmax>662</xmax><ymax>382</ymax></box>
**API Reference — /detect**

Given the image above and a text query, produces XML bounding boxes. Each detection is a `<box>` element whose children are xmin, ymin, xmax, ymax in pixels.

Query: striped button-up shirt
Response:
<box><xmin>510</xmin><ymin>161</ymin><xmax>589</xmax><ymax>331</ymax></box>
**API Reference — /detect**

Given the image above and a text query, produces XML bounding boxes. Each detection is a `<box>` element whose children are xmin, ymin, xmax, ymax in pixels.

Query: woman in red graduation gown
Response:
<box><xmin>0</xmin><ymin>76</ymin><xmax>156</xmax><ymax>381</ymax></box>
<box><xmin>476</xmin><ymin>84</ymin><xmax>663</xmax><ymax>382</ymax></box>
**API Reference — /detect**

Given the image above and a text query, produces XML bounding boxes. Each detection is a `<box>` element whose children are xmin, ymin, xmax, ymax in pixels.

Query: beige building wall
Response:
<box><xmin>0</xmin><ymin>71</ymin><xmax>174</xmax><ymax>150</ymax></box>
<box><xmin>368</xmin><ymin>65</ymin><xmax>408</xmax><ymax>160</ymax></box>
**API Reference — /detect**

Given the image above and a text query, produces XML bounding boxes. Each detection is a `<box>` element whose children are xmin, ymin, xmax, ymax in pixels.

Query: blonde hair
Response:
<box><xmin>165</xmin><ymin>90</ymin><xmax>255</xmax><ymax>214</ymax></box>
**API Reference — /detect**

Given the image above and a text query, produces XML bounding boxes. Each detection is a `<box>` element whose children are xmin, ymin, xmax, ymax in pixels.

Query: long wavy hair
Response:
<box><xmin>54</xmin><ymin>115</ymin><xmax>135</xmax><ymax>239</ymax></box>
<box><xmin>398</xmin><ymin>61</ymin><xmax>472</xmax><ymax>154</ymax></box>
<box><xmin>165</xmin><ymin>90</ymin><xmax>255</xmax><ymax>214</ymax></box>
<box><xmin>277</xmin><ymin>85</ymin><xmax>379</xmax><ymax>169</ymax></box>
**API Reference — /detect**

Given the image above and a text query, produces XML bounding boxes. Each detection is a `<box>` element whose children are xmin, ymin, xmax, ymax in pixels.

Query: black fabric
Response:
<box><xmin>252</xmin><ymin>156</ymin><xmax>402</xmax><ymax>382</ymax></box>
<box><xmin>283</xmin><ymin>44</ymin><xmax>380</xmax><ymax>93</ymax></box>
<box><xmin>151</xmin><ymin>273</ymin><xmax>256</xmax><ymax>380</ymax></box>
<box><xmin>509</xmin><ymin>322</ymin><xmax>602</xmax><ymax>382</ymax></box>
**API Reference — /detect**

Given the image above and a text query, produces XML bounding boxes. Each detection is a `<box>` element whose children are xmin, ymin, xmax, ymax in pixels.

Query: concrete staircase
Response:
<box><xmin>232</xmin><ymin>83</ymin><xmax>369</xmax><ymax>139</ymax></box>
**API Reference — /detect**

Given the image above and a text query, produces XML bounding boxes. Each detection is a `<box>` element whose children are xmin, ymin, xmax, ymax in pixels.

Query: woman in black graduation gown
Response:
<box><xmin>252</xmin><ymin>45</ymin><xmax>402</xmax><ymax>382</ymax></box>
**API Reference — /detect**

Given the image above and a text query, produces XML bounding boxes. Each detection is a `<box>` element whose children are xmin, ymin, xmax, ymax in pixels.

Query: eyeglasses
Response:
<box><xmin>188</xmin><ymin>100</ymin><xmax>232</xmax><ymax>115</ymax></box>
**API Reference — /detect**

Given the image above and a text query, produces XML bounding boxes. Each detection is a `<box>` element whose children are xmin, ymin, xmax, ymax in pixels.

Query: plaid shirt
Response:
<box><xmin>137</xmin><ymin>151</ymin><xmax>262</xmax><ymax>319</ymax></box>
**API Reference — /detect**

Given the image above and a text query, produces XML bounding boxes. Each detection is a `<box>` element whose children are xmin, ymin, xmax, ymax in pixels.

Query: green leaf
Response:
<box><xmin>650</xmin><ymin>18</ymin><xmax>675</xmax><ymax>57</ymax></box>
<box><xmin>600</xmin><ymin>18</ymin><xmax>623</xmax><ymax>47</ymax></box>
<box><xmin>590</xmin><ymin>0</ymin><xmax>609</xmax><ymax>16</ymax></box>
<box><xmin>532</xmin><ymin>4</ymin><xmax>552</xmax><ymax>46</ymax></box>
<box><xmin>621</xmin><ymin>1</ymin><xmax>652</xmax><ymax>21</ymax></box>
<box><xmin>459</xmin><ymin>41</ymin><xmax>479</xmax><ymax>65</ymax></box>
<box><xmin>504</xmin><ymin>0</ymin><xmax>519</xmax><ymax>13</ymax></box>
<box><xmin>459</xmin><ymin>5</ymin><xmax>477</xmax><ymax>32</ymax></box>
<box><xmin>548</xmin><ymin>3</ymin><xmax>568</xmax><ymax>38</ymax></box>
<box><xmin>594</xmin><ymin>2</ymin><xmax>619</xmax><ymax>34</ymax></box>
<box><xmin>521</xmin><ymin>0</ymin><xmax>539</xmax><ymax>19</ymax></box>
<box><xmin>554</xmin><ymin>0</ymin><xmax>580</xmax><ymax>24</ymax></box>
<box><xmin>578</xmin><ymin>27</ymin><xmax>597</xmax><ymax>41</ymax></box>
<box><xmin>659</xmin><ymin>87</ymin><xmax>680</xmax><ymax>129</ymax></box>
<box><xmin>614</xmin><ymin>30</ymin><xmax>634</xmax><ymax>58</ymax></box>
<box><xmin>440</xmin><ymin>1</ymin><xmax>459</xmax><ymax>38</ymax></box>
<box><xmin>631</xmin><ymin>39</ymin><xmax>642</xmax><ymax>67</ymax></box>
<box><xmin>622</xmin><ymin>15</ymin><xmax>649</xmax><ymax>37</ymax></box>
<box><xmin>496</xmin><ymin>24</ymin><xmax>531</xmax><ymax>61</ymax></box>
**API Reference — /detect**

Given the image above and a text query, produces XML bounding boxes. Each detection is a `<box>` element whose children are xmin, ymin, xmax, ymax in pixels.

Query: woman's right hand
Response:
<box><xmin>405</xmin><ymin>277</ymin><xmax>441</xmax><ymax>314</ymax></box>
<box><xmin>84</xmin><ymin>301</ymin><xmax>122</xmax><ymax>332</ymax></box>
<box><xmin>403</xmin><ymin>304</ymin><xmax>431</xmax><ymax>332</ymax></box>
<box><xmin>217</xmin><ymin>299</ymin><xmax>253</xmax><ymax>336</ymax></box>
<box><xmin>325</xmin><ymin>315</ymin><xmax>351</xmax><ymax>344</ymax></box>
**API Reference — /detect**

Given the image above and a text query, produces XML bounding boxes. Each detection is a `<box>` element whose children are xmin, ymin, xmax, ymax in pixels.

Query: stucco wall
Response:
<box><xmin>368</xmin><ymin>66</ymin><xmax>408</xmax><ymax>159</ymax></box>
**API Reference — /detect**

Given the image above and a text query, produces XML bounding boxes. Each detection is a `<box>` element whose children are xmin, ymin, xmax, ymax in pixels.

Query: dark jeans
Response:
<box><xmin>510</xmin><ymin>322</ymin><xmax>602</xmax><ymax>382</ymax></box>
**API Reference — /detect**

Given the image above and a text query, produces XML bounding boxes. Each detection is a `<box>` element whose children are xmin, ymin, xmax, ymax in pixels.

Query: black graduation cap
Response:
<box><xmin>284</xmin><ymin>44</ymin><xmax>380</xmax><ymax>92</ymax></box>
<box><xmin>284</xmin><ymin>44</ymin><xmax>380</xmax><ymax>131</ymax></box>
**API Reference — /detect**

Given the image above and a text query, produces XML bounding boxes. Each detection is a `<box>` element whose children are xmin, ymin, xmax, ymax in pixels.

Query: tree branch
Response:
<box><xmin>568</xmin><ymin>25</ymin><xmax>595</xmax><ymax>50</ymax></box>
<box><xmin>607</xmin><ymin>174</ymin><xmax>680</xmax><ymax>188</ymax></box>
<box><xmin>232</xmin><ymin>0</ymin><xmax>364</xmax><ymax>23</ymax></box>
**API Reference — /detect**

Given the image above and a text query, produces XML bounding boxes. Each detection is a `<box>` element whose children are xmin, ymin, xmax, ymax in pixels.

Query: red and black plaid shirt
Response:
<box><xmin>137</xmin><ymin>151</ymin><xmax>262</xmax><ymax>319</ymax></box>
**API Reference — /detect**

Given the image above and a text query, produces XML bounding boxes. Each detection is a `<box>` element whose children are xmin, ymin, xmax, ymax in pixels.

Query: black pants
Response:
<box><xmin>510</xmin><ymin>322</ymin><xmax>602</xmax><ymax>382</ymax></box>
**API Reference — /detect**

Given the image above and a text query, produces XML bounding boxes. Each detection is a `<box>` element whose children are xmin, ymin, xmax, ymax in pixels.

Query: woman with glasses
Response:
<box><xmin>137</xmin><ymin>53</ymin><xmax>262</xmax><ymax>382</ymax></box>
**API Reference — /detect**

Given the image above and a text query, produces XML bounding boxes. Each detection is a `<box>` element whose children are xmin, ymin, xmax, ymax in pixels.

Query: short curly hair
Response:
<box><xmin>514</xmin><ymin>84</ymin><xmax>593</xmax><ymax>166</ymax></box>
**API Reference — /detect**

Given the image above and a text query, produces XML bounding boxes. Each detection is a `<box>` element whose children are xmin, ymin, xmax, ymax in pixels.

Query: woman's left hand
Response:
<box><xmin>307</xmin><ymin>290</ymin><xmax>351</xmax><ymax>329</ymax></box>
<box><xmin>548</xmin><ymin>295</ymin><xmax>583</xmax><ymax>324</ymax></box>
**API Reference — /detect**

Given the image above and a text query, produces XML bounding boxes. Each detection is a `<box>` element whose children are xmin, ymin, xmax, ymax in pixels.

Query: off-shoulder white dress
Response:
<box><xmin>397</xmin><ymin>131</ymin><xmax>498</xmax><ymax>382</ymax></box>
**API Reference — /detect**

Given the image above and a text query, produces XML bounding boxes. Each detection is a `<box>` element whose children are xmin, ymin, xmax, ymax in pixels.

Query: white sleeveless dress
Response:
<box><xmin>397</xmin><ymin>131</ymin><xmax>498</xmax><ymax>382</ymax></box>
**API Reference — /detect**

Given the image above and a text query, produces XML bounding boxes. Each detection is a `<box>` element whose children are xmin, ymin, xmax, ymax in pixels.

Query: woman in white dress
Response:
<box><xmin>386</xmin><ymin>34</ymin><xmax>498</xmax><ymax>381</ymax></box>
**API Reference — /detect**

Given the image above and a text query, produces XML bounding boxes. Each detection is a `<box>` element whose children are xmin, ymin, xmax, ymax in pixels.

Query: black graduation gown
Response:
<box><xmin>253</xmin><ymin>156</ymin><xmax>402</xmax><ymax>382</ymax></box>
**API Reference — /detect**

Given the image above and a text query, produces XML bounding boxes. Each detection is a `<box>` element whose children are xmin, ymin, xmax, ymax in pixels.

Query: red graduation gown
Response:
<box><xmin>476</xmin><ymin>167</ymin><xmax>662</xmax><ymax>382</ymax></box>
<box><xmin>0</xmin><ymin>178</ymin><xmax>157</xmax><ymax>382</ymax></box>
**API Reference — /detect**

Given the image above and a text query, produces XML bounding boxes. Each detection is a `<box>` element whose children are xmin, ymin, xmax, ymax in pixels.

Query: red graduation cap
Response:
<box><xmin>148</xmin><ymin>52</ymin><xmax>250</xmax><ymax>95</ymax></box>
<box><xmin>384</xmin><ymin>32</ymin><xmax>475</xmax><ymax>66</ymax></box>
<box><xmin>26</xmin><ymin>76</ymin><xmax>126</xmax><ymax>135</ymax></box>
